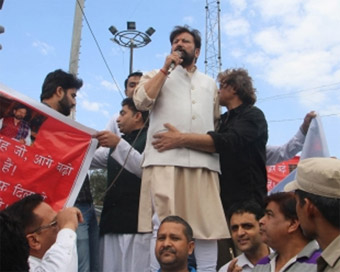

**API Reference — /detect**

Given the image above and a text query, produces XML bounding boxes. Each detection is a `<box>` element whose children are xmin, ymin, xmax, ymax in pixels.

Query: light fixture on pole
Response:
<box><xmin>109</xmin><ymin>22</ymin><xmax>155</xmax><ymax>74</ymax></box>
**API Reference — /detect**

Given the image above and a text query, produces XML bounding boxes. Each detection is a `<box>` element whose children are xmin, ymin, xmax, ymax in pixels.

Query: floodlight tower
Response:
<box><xmin>205</xmin><ymin>0</ymin><xmax>222</xmax><ymax>79</ymax></box>
<box><xmin>109</xmin><ymin>22</ymin><xmax>156</xmax><ymax>75</ymax></box>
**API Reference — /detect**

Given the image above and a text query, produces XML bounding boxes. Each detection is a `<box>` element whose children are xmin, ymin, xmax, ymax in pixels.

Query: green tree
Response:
<box><xmin>89</xmin><ymin>169</ymin><xmax>107</xmax><ymax>207</ymax></box>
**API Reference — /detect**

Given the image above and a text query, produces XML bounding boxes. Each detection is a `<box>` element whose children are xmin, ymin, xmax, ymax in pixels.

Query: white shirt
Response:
<box><xmin>29</xmin><ymin>228</ymin><xmax>77</xmax><ymax>272</ymax></box>
<box><xmin>90</xmin><ymin>140</ymin><xmax>143</xmax><ymax>177</ymax></box>
<box><xmin>218</xmin><ymin>253</ymin><xmax>254</xmax><ymax>272</ymax></box>
<box><xmin>266</xmin><ymin>128</ymin><xmax>305</xmax><ymax>165</ymax></box>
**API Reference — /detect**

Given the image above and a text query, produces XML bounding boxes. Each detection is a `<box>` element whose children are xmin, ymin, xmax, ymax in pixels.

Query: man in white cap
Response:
<box><xmin>285</xmin><ymin>157</ymin><xmax>340</xmax><ymax>272</ymax></box>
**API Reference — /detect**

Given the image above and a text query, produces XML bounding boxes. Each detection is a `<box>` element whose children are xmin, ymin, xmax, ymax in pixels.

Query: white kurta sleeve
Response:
<box><xmin>110</xmin><ymin>138</ymin><xmax>144</xmax><ymax>178</ymax></box>
<box><xmin>29</xmin><ymin>228</ymin><xmax>77</xmax><ymax>272</ymax></box>
<box><xmin>90</xmin><ymin>146</ymin><xmax>109</xmax><ymax>169</ymax></box>
<box><xmin>266</xmin><ymin>128</ymin><xmax>306</xmax><ymax>165</ymax></box>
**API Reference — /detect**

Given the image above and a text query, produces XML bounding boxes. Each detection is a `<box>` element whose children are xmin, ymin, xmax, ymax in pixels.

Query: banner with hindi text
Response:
<box><xmin>0</xmin><ymin>83</ymin><xmax>98</xmax><ymax>211</ymax></box>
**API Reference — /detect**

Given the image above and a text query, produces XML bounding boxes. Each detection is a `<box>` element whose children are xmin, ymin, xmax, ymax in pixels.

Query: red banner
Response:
<box><xmin>0</xmin><ymin>84</ymin><xmax>97</xmax><ymax>211</ymax></box>
<box><xmin>266</xmin><ymin>156</ymin><xmax>300</xmax><ymax>191</ymax></box>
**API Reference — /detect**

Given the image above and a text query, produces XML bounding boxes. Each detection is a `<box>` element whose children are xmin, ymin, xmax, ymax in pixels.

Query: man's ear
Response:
<box><xmin>287</xmin><ymin>218</ymin><xmax>300</xmax><ymax>233</ymax></box>
<box><xmin>26</xmin><ymin>233</ymin><xmax>41</xmax><ymax>251</ymax></box>
<box><xmin>188</xmin><ymin>241</ymin><xmax>195</xmax><ymax>255</ymax></box>
<box><xmin>55</xmin><ymin>86</ymin><xmax>65</xmax><ymax>99</ymax></box>
<box><xmin>304</xmin><ymin>198</ymin><xmax>318</xmax><ymax>219</ymax></box>
<box><xmin>134</xmin><ymin>112</ymin><xmax>143</xmax><ymax>123</ymax></box>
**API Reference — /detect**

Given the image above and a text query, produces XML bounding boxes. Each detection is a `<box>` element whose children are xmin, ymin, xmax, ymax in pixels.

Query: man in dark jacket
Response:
<box><xmin>92</xmin><ymin>98</ymin><xmax>150</xmax><ymax>272</ymax></box>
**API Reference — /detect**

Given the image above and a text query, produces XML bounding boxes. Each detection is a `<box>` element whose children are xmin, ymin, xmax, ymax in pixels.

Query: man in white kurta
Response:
<box><xmin>4</xmin><ymin>194</ymin><xmax>81</xmax><ymax>272</ymax></box>
<box><xmin>29</xmin><ymin>228</ymin><xmax>78</xmax><ymax>272</ymax></box>
<box><xmin>133</xmin><ymin>25</ymin><xmax>229</xmax><ymax>272</ymax></box>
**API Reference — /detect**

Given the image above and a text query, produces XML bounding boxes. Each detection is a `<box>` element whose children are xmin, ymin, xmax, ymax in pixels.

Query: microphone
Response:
<box><xmin>168</xmin><ymin>50</ymin><xmax>182</xmax><ymax>73</ymax></box>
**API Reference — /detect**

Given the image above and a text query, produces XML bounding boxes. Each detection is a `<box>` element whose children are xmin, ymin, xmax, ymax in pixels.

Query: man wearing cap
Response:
<box><xmin>285</xmin><ymin>157</ymin><xmax>340</xmax><ymax>272</ymax></box>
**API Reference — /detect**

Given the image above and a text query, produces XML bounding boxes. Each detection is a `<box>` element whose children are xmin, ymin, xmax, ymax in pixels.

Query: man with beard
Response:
<box><xmin>40</xmin><ymin>69</ymin><xmax>99</xmax><ymax>272</ymax></box>
<box><xmin>0</xmin><ymin>103</ymin><xmax>31</xmax><ymax>145</ymax></box>
<box><xmin>40</xmin><ymin>69</ymin><xmax>80</xmax><ymax>116</ymax></box>
<box><xmin>156</xmin><ymin>216</ymin><xmax>196</xmax><ymax>272</ymax></box>
<box><xmin>133</xmin><ymin>25</ymin><xmax>229</xmax><ymax>272</ymax></box>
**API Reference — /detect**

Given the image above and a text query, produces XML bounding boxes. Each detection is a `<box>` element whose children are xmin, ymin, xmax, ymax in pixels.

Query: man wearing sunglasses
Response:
<box><xmin>3</xmin><ymin>194</ymin><xmax>83</xmax><ymax>272</ymax></box>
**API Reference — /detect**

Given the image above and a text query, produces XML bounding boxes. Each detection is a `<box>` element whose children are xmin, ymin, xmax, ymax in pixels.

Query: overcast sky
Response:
<box><xmin>1</xmin><ymin>0</ymin><xmax>339</xmax><ymax>158</ymax></box>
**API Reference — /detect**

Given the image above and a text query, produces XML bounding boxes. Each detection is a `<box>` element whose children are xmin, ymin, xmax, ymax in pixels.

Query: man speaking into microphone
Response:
<box><xmin>133</xmin><ymin>25</ymin><xmax>229</xmax><ymax>272</ymax></box>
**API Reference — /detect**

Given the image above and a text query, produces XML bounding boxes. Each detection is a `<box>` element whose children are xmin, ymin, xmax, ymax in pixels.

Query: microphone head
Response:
<box><xmin>168</xmin><ymin>50</ymin><xmax>183</xmax><ymax>73</ymax></box>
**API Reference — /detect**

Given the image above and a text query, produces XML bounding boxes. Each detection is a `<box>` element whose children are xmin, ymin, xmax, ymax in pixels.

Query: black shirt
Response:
<box><xmin>208</xmin><ymin>103</ymin><xmax>268</xmax><ymax>214</ymax></box>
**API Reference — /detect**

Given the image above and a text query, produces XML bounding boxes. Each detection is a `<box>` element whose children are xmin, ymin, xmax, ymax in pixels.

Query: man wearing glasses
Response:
<box><xmin>3</xmin><ymin>194</ymin><xmax>83</xmax><ymax>272</ymax></box>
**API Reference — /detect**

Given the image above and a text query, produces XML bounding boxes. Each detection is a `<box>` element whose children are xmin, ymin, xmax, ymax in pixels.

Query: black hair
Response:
<box><xmin>13</xmin><ymin>103</ymin><xmax>29</xmax><ymax>111</ymax></box>
<box><xmin>160</xmin><ymin>215</ymin><xmax>194</xmax><ymax>242</ymax></box>
<box><xmin>121</xmin><ymin>97</ymin><xmax>148</xmax><ymax>123</ymax></box>
<box><xmin>170</xmin><ymin>25</ymin><xmax>201</xmax><ymax>49</ymax></box>
<box><xmin>0</xmin><ymin>212</ymin><xmax>29</xmax><ymax>271</ymax></box>
<box><xmin>227</xmin><ymin>200</ymin><xmax>264</xmax><ymax>225</ymax></box>
<box><xmin>124</xmin><ymin>71</ymin><xmax>143</xmax><ymax>89</ymax></box>
<box><xmin>218</xmin><ymin>68</ymin><xmax>257</xmax><ymax>105</ymax></box>
<box><xmin>3</xmin><ymin>194</ymin><xmax>44</xmax><ymax>234</ymax></box>
<box><xmin>264</xmin><ymin>192</ymin><xmax>298</xmax><ymax>221</ymax></box>
<box><xmin>40</xmin><ymin>69</ymin><xmax>83</xmax><ymax>101</ymax></box>
<box><xmin>296</xmin><ymin>189</ymin><xmax>340</xmax><ymax>229</ymax></box>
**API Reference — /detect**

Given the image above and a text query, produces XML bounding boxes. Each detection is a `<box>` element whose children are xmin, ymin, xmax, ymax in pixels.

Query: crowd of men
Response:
<box><xmin>1</xmin><ymin>25</ymin><xmax>339</xmax><ymax>272</ymax></box>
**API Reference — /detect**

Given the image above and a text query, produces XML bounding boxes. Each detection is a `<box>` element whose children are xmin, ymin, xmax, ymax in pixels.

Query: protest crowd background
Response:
<box><xmin>1</xmin><ymin>1</ymin><xmax>340</xmax><ymax>272</ymax></box>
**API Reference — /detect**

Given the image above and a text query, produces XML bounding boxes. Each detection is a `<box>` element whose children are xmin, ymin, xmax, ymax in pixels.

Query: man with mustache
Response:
<box><xmin>41</xmin><ymin>69</ymin><xmax>99</xmax><ymax>272</ymax></box>
<box><xmin>254</xmin><ymin>192</ymin><xmax>320</xmax><ymax>272</ymax></box>
<box><xmin>218</xmin><ymin>201</ymin><xmax>271</xmax><ymax>272</ymax></box>
<box><xmin>156</xmin><ymin>216</ymin><xmax>196</xmax><ymax>272</ymax></box>
<box><xmin>133</xmin><ymin>25</ymin><xmax>229</xmax><ymax>272</ymax></box>
<box><xmin>0</xmin><ymin>103</ymin><xmax>31</xmax><ymax>145</ymax></box>
<box><xmin>41</xmin><ymin>69</ymin><xmax>80</xmax><ymax>116</ymax></box>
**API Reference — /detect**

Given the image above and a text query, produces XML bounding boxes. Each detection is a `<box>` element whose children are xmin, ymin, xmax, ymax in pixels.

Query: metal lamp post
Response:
<box><xmin>109</xmin><ymin>22</ymin><xmax>155</xmax><ymax>74</ymax></box>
